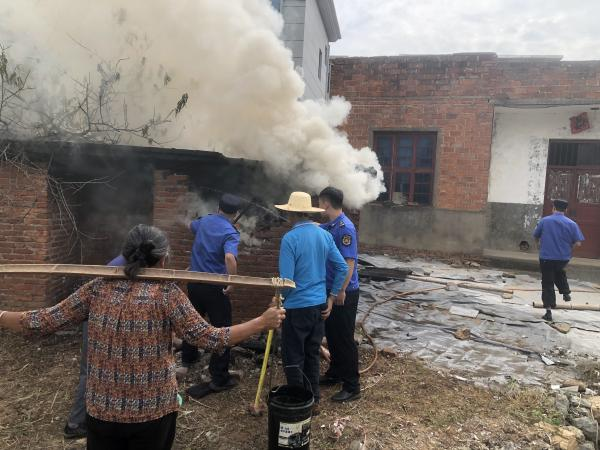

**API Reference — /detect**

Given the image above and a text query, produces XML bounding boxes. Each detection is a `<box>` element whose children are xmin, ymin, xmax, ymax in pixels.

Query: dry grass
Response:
<box><xmin>0</xmin><ymin>329</ymin><xmax>559</xmax><ymax>449</ymax></box>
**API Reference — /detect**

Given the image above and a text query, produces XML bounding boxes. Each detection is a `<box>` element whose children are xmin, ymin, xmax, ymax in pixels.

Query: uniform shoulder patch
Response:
<box><xmin>339</xmin><ymin>221</ymin><xmax>346</xmax><ymax>227</ymax></box>
<box><xmin>342</xmin><ymin>234</ymin><xmax>352</xmax><ymax>246</ymax></box>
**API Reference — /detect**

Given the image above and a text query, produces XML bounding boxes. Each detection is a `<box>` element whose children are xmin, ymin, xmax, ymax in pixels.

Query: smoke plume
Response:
<box><xmin>0</xmin><ymin>0</ymin><xmax>384</xmax><ymax>208</ymax></box>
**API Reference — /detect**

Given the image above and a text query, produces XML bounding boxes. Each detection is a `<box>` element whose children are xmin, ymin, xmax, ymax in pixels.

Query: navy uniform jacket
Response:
<box><xmin>320</xmin><ymin>213</ymin><xmax>359</xmax><ymax>292</ymax></box>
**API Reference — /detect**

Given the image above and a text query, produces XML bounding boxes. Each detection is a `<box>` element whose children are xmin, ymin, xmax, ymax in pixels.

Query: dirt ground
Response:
<box><xmin>0</xmin><ymin>328</ymin><xmax>565</xmax><ymax>450</ymax></box>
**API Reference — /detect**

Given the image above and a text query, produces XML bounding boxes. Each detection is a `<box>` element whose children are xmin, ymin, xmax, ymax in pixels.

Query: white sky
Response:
<box><xmin>331</xmin><ymin>0</ymin><xmax>600</xmax><ymax>61</ymax></box>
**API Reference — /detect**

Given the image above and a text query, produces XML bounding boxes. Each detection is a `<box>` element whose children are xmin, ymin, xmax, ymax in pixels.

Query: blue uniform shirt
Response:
<box><xmin>108</xmin><ymin>255</ymin><xmax>126</xmax><ymax>266</ymax></box>
<box><xmin>533</xmin><ymin>212</ymin><xmax>585</xmax><ymax>261</ymax></box>
<box><xmin>279</xmin><ymin>221</ymin><xmax>348</xmax><ymax>309</ymax></box>
<box><xmin>190</xmin><ymin>214</ymin><xmax>240</xmax><ymax>274</ymax></box>
<box><xmin>320</xmin><ymin>213</ymin><xmax>359</xmax><ymax>292</ymax></box>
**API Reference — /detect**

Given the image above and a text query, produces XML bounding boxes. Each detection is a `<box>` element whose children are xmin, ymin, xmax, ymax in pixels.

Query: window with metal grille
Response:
<box><xmin>548</xmin><ymin>141</ymin><xmax>600</xmax><ymax>167</ymax></box>
<box><xmin>373</xmin><ymin>132</ymin><xmax>436</xmax><ymax>204</ymax></box>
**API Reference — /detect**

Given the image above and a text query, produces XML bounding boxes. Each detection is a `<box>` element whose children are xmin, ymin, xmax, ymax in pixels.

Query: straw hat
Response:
<box><xmin>275</xmin><ymin>192</ymin><xmax>324</xmax><ymax>213</ymax></box>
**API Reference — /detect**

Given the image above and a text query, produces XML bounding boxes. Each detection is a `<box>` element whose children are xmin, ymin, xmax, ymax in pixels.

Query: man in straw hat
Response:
<box><xmin>276</xmin><ymin>192</ymin><xmax>348</xmax><ymax>414</ymax></box>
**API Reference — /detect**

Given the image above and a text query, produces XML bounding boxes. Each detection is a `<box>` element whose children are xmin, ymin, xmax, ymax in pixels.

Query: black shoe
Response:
<box><xmin>319</xmin><ymin>374</ymin><xmax>341</xmax><ymax>386</ymax></box>
<box><xmin>186</xmin><ymin>378</ymin><xmax>238</xmax><ymax>399</ymax></box>
<box><xmin>186</xmin><ymin>382</ymin><xmax>212</xmax><ymax>399</ymax></box>
<box><xmin>209</xmin><ymin>377</ymin><xmax>238</xmax><ymax>393</ymax></box>
<box><xmin>64</xmin><ymin>423</ymin><xmax>87</xmax><ymax>440</ymax></box>
<box><xmin>563</xmin><ymin>294</ymin><xmax>572</xmax><ymax>302</ymax></box>
<box><xmin>331</xmin><ymin>389</ymin><xmax>361</xmax><ymax>403</ymax></box>
<box><xmin>542</xmin><ymin>311</ymin><xmax>553</xmax><ymax>321</ymax></box>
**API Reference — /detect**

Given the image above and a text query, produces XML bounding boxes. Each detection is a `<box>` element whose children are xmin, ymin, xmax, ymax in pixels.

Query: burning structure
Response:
<box><xmin>0</xmin><ymin>0</ymin><xmax>382</xmax><ymax>319</ymax></box>
<box><xmin>0</xmin><ymin>139</ymin><xmax>292</xmax><ymax>322</ymax></box>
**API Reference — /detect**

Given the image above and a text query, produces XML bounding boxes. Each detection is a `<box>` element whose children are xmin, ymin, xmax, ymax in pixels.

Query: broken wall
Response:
<box><xmin>0</xmin><ymin>152</ymin><xmax>77</xmax><ymax>309</ymax></box>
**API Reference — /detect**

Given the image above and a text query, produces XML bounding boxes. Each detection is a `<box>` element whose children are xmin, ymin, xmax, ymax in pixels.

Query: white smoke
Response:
<box><xmin>0</xmin><ymin>0</ymin><xmax>384</xmax><ymax>208</ymax></box>
<box><xmin>179</xmin><ymin>192</ymin><xmax>262</xmax><ymax>247</ymax></box>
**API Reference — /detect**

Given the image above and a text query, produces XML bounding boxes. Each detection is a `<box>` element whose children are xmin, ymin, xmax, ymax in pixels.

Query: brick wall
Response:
<box><xmin>153</xmin><ymin>170</ymin><xmax>193</xmax><ymax>270</ymax></box>
<box><xmin>0</xmin><ymin>163</ymin><xmax>55</xmax><ymax>309</ymax></box>
<box><xmin>330</xmin><ymin>54</ymin><xmax>600</xmax><ymax>212</ymax></box>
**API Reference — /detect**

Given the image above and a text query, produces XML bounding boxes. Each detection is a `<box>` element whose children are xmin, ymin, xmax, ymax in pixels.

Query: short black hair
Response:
<box><xmin>319</xmin><ymin>187</ymin><xmax>344</xmax><ymax>209</ymax></box>
<box><xmin>553</xmin><ymin>199</ymin><xmax>568</xmax><ymax>212</ymax></box>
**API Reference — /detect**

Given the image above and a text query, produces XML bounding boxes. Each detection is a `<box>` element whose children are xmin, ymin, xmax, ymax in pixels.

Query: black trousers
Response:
<box><xmin>182</xmin><ymin>283</ymin><xmax>232</xmax><ymax>386</ymax></box>
<box><xmin>281</xmin><ymin>304</ymin><xmax>325</xmax><ymax>403</ymax></box>
<box><xmin>540</xmin><ymin>259</ymin><xmax>571</xmax><ymax>309</ymax></box>
<box><xmin>86</xmin><ymin>412</ymin><xmax>177</xmax><ymax>450</ymax></box>
<box><xmin>325</xmin><ymin>290</ymin><xmax>360</xmax><ymax>393</ymax></box>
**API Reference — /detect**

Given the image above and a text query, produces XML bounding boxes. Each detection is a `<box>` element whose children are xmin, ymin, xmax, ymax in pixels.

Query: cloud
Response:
<box><xmin>332</xmin><ymin>0</ymin><xmax>600</xmax><ymax>61</ymax></box>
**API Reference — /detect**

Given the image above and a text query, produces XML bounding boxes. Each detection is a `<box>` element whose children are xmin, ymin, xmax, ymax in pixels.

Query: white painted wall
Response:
<box><xmin>301</xmin><ymin>0</ymin><xmax>330</xmax><ymax>99</ymax></box>
<box><xmin>488</xmin><ymin>105</ymin><xmax>600</xmax><ymax>205</ymax></box>
<box><xmin>280</xmin><ymin>0</ymin><xmax>305</xmax><ymax>70</ymax></box>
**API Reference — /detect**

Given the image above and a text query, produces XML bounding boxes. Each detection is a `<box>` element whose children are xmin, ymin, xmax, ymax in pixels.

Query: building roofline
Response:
<box><xmin>331</xmin><ymin>53</ymin><xmax>600</xmax><ymax>64</ymax></box>
<box><xmin>317</xmin><ymin>0</ymin><xmax>341</xmax><ymax>43</ymax></box>
<box><xmin>3</xmin><ymin>139</ymin><xmax>260</xmax><ymax>166</ymax></box>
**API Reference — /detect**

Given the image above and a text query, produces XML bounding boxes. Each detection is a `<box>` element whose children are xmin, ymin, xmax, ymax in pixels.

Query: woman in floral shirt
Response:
<box><xmin>0</xmin><ymin>224</ymin><xmax>285</xmax><ymax>450</ymax></box>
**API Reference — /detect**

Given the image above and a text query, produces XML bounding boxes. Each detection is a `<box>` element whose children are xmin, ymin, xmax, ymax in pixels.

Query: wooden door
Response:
<box><xmin>544</xmin><ymin>141</ymin><xmax>600</xmax><ymax>258</ymax></box>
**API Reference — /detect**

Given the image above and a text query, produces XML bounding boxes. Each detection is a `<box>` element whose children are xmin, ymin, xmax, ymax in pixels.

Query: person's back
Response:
<box><xmin>190</xmin><ymin>214</ymin><xmax>239</xmax><ymax>274</ymax></box>
<box><xmin>275</xmin><ymin>192</ymin><xmax>348</xmax><ymax>411</ymax></box>
<box><xmin>85</xmin><ymin>279</ymin><xmax>190</xmax><ymax>421</ymax></box>
<box><xmin>280</xmin><ymin>222</ymin><xmax>340</xmax><ymax>309</ymax></box>
<box><xmin>533</xmin><ymin>200</ymin><xmax>584</xmax><ymax>321</ymax></box>
<box><xmin>537</xmin><ymin>213</ymin><xmax>582</xmax><ymax>261</ymax></box>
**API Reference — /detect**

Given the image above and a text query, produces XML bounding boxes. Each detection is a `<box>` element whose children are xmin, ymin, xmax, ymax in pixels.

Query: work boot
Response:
<box><xmin>186</xmin><ymin>378</ymin><xmax>238</xmax><ymax>399</ymax></box>
<box><xmin>563</xmin><ymin>293</ymin><xmax>572</xmax><ymax>302</ymax></box>
<box><xmin>542</xmin><ymin>310</ymin><xmax>553</xmax><ymax>321</ymax></box>
<box><xmin>209</xmin><ymin>377</ymin><xmax>238</xmax><ymax>393</ymax></box>
<box><xmin>331</xmin><ymin>389</ymin><xmax>361</xmax><ymax>403</ymax></box>
<box><xmin>64</xmin><ymin>423</ymin><xmax>87</xmax><ymax>440</ymax></box>
<box><xmin>319</xmin><ymin>374</ymin><xmax>341</xmax><ymax>386</ymax></box>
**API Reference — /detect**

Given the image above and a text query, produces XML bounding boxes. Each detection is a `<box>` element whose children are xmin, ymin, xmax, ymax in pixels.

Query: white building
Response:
<box><xmin>271</xmin><ymin>0</ymin><xmax>341</xmax><ymax>100</ymax></box>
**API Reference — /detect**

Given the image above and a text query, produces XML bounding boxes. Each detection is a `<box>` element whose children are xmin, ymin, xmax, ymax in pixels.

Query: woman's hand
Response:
<box><xmin>261</xmin><ymin>306</ymin><xmax>286</xmax><ymax>330</ymax></box>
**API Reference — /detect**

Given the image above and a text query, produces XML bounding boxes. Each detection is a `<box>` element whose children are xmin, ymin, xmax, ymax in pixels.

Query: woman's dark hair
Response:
<box><xmin>122</xmin><ymin>224</ymin><xmax>169</xmax><ymax>279</ymax></box>
<box><xmin>319</xmin><ymin>187</ymin><xmax>344</xmax><ymax>209</ymax></box>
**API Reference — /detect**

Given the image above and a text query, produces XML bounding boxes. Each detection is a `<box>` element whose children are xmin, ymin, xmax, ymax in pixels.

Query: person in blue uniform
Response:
<box><xmin>182</xmin><ymin>194</ymin><xmax>242</xmax><ymax>399</ymax></box>
<box><xmin>276</xmin><ymin>192</ymin><xmax>348</xmax><ymax>415</ymax></box>
<box><xmin>318</xmin><ymin>187</ymin><xmax>361</xmax><ymax>402</ymax></box>
<box><xmin>533</xmin><ymin>199</ymin><xmax>585</xmax><ymax>322</ymax></box>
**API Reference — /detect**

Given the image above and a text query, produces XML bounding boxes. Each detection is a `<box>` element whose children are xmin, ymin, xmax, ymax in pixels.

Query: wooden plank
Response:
<box><xmin>0</xmin><ymin>264</ymin><xmax>295</xmax><ymax>289</ymax></box>
<box><xmin>532</xmin><ymin>301</ymin><xmax>600</xmax><ymax>311</ymax></box>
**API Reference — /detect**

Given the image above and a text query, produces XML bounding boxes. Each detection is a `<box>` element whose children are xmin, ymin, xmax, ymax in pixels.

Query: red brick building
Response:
<box><xmin>331</xmin><ymin>53</ymin><xmax>600</xmax><ymax>258</ymax></box>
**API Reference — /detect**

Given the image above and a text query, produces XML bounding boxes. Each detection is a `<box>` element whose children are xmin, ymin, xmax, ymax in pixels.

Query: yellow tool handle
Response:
<box><xmin>254</xmin><ymin>328</ymin><xmax>274</xmax><ymax>408</ymax></box>
<box><xmin>252</xmin><ymin>284</ymin><xmax>283</xmax><ymax>410</ymax></box>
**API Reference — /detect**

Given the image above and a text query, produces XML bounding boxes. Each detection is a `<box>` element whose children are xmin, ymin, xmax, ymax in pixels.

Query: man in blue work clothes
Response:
<box><xmin>318</xmin><ymin>187</ymin><xmax>361</xmax><ymax>403</ymax></box>
<box><xmin>182</xmin><ymin>194</ymin><xmax>241</xmax><ymax>399</ymax></box>
<box><xmin>276</xmin><ymin>192</ymin><xmax>348</xmax><ymax>415</ymax></box>
<box><xmin>533</xmin><ymin>199</ymin><xmax>584</xmax><ymax>322</ymax></box>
